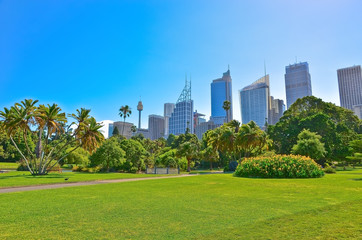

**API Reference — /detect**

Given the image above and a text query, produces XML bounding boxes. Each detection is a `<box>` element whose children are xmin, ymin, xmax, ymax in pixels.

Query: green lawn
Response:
<box><xmin>0</xmin><ymin>171</ymin><xmax>171</xmax><ymax>188</ymax></box>
<box><xmin>0</xmin><ymin>162</ymin><xmax>18</xmax><ymax>170</ymax></box>
<box><xmin>0</xmin><ymin>169</ymin><xmax>361</xmax><ymax>239</ymax></box>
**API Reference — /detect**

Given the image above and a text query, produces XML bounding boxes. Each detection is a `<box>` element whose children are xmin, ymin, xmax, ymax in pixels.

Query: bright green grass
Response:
<box><xmin>0</xmin><ymin>169</ymin><xmax>361</xmax><ymax>239</ymax></box>
<box><xmin>0</xmin><ymin>162</ymin><xmax>18</xmax><ymax>170</ymax></box>
<box><xmin>0</xmin><ymin>171</ymin><xmax>171</xmax><ymax>188</ymax></box>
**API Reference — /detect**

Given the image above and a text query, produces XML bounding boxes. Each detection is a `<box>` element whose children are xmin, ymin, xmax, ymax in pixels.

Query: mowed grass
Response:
<box><xmin>0</xmin><ymin>170</ymin><xmax>361</xmax><ymax>240</ymax></box>
<box><xmin>0</xmin><ymin>162</ymin><xmax>18</xmax><ymax>170</ymax></box>
<box><xmin>0</xmin><ymin>171</ymin><xmax>171</xmax><ymax>188</ymax></box>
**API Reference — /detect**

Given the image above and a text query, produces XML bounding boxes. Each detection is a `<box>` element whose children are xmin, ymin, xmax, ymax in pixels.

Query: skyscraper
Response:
<box><xmin>148</xmin><ymin>115</ymin><xmax>165</xmax><ymax>140</ymax></box>
<box><xmin>285</xmin><ymin>62</ymin><xmax>312</xmax><ymax>109</ymax></box>
<box><xmin>269</xmin><ymin>97</ymin><xmax>285</xmax><ymax>125</ymax></box>
<box><xmin>337</xmin><ymin>65</ymin><xmax>362</xmax><ymax>111</ymax></box>
<box><xmin>164</xmin><ymin>103</ymin><xmax>175</xmax><ymax>136</ymax></box>
<box><xmin>169</xmin><ymin>79</ymin><xmax>194</xmax><ymax>135</ymax></box>
<box><xmin>210</xmin><ymin>69</ymin><xmax>233</xmax><ymax>125</ymax></box>
<box><xmin>239</xmin><ymin>75</ymin><xmax>270</xmax><ymax>128</ymax></box>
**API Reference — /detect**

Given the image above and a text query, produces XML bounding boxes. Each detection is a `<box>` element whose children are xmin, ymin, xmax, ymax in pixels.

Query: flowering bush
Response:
<box><xmin>234</xmin><ymin>155</ymin><xmax>324</xmax><ymax>178</ymax></box>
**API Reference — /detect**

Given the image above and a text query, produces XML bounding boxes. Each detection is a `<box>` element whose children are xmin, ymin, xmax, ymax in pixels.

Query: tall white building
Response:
<box><xmin>337</xmin><ymin>65</ymin><xmax>362</xmax><ymax>112</ymax></box>
<box><xmin>164</xmin><ymin>103</ymin><xmax>175</xmax><ymax>136</ymax></box>
<box><xmin>98</xmin><ymin>120</ymin><xmax>114</xmax><ymax>139</ymax></box>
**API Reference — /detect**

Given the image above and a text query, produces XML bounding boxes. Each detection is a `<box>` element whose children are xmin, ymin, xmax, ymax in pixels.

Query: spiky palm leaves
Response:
<box><xmin>119</xmin><ymin>105</ymin><xmax>132</xmax><ymax>136</ymax></box>
<box><xmin>0</xmin><ymin>100</ymin><xmax>104</xmax><ymax>175</ymax></box>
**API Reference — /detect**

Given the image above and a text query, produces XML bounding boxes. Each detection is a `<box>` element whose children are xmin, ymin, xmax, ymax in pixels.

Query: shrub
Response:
<box><xmin>234</xmin><ymin>154</ymin><xmax>324</xmax><ymax>178</ymax></box>
<box><xmin>323</xmin><ymin>165</ymin><xmax>336</xmax><ymax>174</ymax></box>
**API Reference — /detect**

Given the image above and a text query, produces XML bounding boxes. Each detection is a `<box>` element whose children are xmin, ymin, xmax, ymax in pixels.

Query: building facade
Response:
<box><xmin>148</xmin><ymin>114</ymin><xmax>165</xmax><ymax>140</ymax></box>
<box><xmin>98</xmin><ymin>120</ymin><xmax>114</xmax><ymax>139</ymax></box>
<box><xmin>337</xmin><ymin>65</ymin><xmax>362</xmax><ymax>111</ymax></box>
<box><xmin>285</xmin><ymin>62</ymin><xmax>312</xmax><ymax>109</ymax></box>
<box><xmin>210</xmin><ymin>69</ymin><xmax>233</xmax><ymax>125</ymax></box>
<box><xmin>164</xmin><ymin>103</ymin><xmax>175</xmax><ymax>136</ymax></box>
<box><xmin>112</xmin><ymin>121</ymin><xmax>135</xmax><ymax>139</ymax></box>
<box><xmin>269</xmin><ymin>97</ymin><xmax>285</xmax><ymax>125</ymax></box>
<box><xmin>195</xmin><ymin>120</ymin><xmax>217</xmax><ymax>139</ymax></box>
<box><xmin>239</xmin><ymin>75</ymin><xmax>270</xmax><ymax>128</ymax></box>
<box><xmin>353</xmin><ymin>104</ymin><xmax>362</xmax><ymax>119</ymax></box>
<box><xmin>169</xmin><ymin>80</ymin><xmax>194</xmax><ymax>135</ymax></box>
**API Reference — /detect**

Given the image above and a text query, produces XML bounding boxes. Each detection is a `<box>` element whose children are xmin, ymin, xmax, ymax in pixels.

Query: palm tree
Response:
<box><xmin>119</xmin><ymin>105</ymin><xmax>132</xmax><ymax>136</ymax></box>
<box><xmin>1</xmin><ymin>99</ymin><xmax>105</xmax><ymax>175</ymax></box>
<box><xmin>177</xmin><ymin>141</ymin><xmax>199</xmax><ymax>172</ymax></box>
<box><xmin>36</xmin><ymin>104</ymin><xmax>67</xmax><ymax>173</ymax></box>
<box><xmin>202</xmin><ymin>145</ymin><xmax>219</xmax><ymax>170</ymax></box>
<box><xmin>222</xmin><ymin>100</ymin><xmax>231</xmax><ymax>123</ymax></box>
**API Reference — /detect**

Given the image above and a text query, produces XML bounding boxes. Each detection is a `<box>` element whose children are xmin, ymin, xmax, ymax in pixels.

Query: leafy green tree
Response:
<box><xmin>64</xmin><ymin>147</ymin><xmax>90</xmax><ymax>166</ymax></box>
<box><xmin>201</xmin><ymin>145</ymin><xmax>219</xmax><ymax>170</ymax></box>
<box><xmin>346</xmin><ymin>136</ymin><xmax>362</xmax><ymax>167</ymax></box>
<box><xmin>119</xmin><ymin>105</ymin><xmax>132</xmax><ymax>136</ymax></box>
<box><xmin>268</xmin><ymin>96</ymin><xmax>361</xmax><ymax>161</ymax></box>
<box><xmin>177</xmin><ymin>141</ymin><xmax>200</xmax><ymax>172</ymax></box>
<box><xmin>119</xmin><ymin>139</ymin><xmax>147</xmax><ymax>172</ymax></box>
<box><xmin>292</xmin><ymin>129</ymin><xmax>326</xmax><ymax>161</ymax></box>
<box><xmin>112</xmin><ymin>126</ymin><xmax>120</xmax><ymax>136</ymax></box>
<box><xmin>166</xmin><ymin>134</ymin><xmax>176</xmax><ymax>147</ymax></box>
<box><xmin>90</xmin><ymin>138</ymin><xmax>125</xmax><ymax>171</ymax></box>
<box><xmin>0</xmin><ymin>99</ymin><xmax>104</xmax><ymax>175</ymax></box>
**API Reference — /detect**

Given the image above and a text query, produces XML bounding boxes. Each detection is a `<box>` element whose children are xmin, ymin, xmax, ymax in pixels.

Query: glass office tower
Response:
<box><xmin>239</xmin><ymin>75</ymin><xmax>270</xmax><ymax>128</ymax></box>
<box><xmin>210</xmin><ymin>69</ymin><xmax>233</xmax><ymax>125</ymax></box>
<box><xmin>285</xmin><ymin>62</ymin><xmax>312</xmax><ymax>109</ymax></box>
<box><xmin>169</xmin><ymin>80</ymin><xmax>194</xmax><ymax>135</ymax></box>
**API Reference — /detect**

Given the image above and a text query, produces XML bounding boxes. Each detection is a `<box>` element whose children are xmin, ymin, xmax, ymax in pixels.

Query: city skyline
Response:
<box><xmin>1</xmin><ymin>1</ymin><xmax>362</xmax><ymax>128</ymax></box>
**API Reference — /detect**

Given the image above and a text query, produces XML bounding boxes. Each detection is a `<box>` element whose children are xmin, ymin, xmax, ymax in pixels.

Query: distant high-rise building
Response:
<box><xmin>269</xmin><ymin>97</ymin><xmax>285</xmax><ymax>125</ymax></box>
<box><xmin>285</xmin><ymin>62</ymin><xmax>312</xmax><ymax>109</ymax></box>
<box><xmin>193</xmin><ymin>111</ymin><xmax>206</xmax><ymax>132</ymax></box>
<box><xmin>148</xmin><ymin>115</ymin><xmax>165</xmax><ymax>140</ymax></box>
<box><xmin>353</xmin><ymin>104</ymin><xmax>362</xmax><ymax>119</ymax></box>
<box><xmin>337</xmin><ymin>65</ymin><xmax>362</xmax><ymax>112</ymax></box>
<box><xmin>240</xmin><ymin>75</ymin><xmax>270</xmax><ymax>128</ymax></box>
<box><xmin>169</xmin><ymin>79</ymin><xmax>194</xmax><ymax>135</ymax></box>
<box><xmin>134</xmin><ymin>128</ymin><xmax>151</xmax><ymax>139</ymax></box>
<box><xmin>210</xmin><ymin>69</ymin><xmax>233</xmax><ymax>125</ymax></box>
<box><xmin>164</xmin><ymin>103</ymin><xmax>175</xmax><ymax>136</ymax></box>
<box><xmin>98</xmin><ymin>120</ymin><xmax>114</xmax><ymax>139</ymax></box>
<box><xmin>195</xmin><ymin>120</ymin><xmax>217</xmax><ymax>139</ymax></box>
<box><xmin>112</xmin><ymin>121</ymin><xmax>135</xmax><ymax>139</ymax></box>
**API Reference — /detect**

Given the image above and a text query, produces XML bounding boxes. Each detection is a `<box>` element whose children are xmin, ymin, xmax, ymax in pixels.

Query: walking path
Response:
<box><xmin>0</xmin><ymin>174</ymin><xmax>195</xmax><ymax>194</ymax></box>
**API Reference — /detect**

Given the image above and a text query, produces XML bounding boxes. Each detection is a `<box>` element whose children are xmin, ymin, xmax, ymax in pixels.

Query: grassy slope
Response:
<box><xmin>0</xmin><ymin>171</ymin><xmax>170</xmax><ymax>188</ymax></box>
<box><xmin>0</xmin><ymin>169</ymin><xmax>361</xmax><ymax>239</ymax></box>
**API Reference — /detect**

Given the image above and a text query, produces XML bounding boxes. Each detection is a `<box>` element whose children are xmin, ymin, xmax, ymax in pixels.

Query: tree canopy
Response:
<box><xmin>268</xmin><ymin>96</ymin><xmax>362</xmax><ymax>161</ymax></box>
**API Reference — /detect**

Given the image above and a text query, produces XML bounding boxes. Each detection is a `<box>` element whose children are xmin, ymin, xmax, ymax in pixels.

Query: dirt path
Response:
<box><xmin>0</xmin><ymin>175</ymin><xmax>195</xmax><ymax>194</ymax></box>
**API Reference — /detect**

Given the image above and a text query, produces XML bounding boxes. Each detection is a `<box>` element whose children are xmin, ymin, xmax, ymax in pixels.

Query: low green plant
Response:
<box><xmin>234</xmin><ymin>154</ymin><xmax>324</xmax><ymax>178</ymax></box>
<box><xmin>323</xmin><ymin>166</ymin><xmax>336</xmax><ymax>174</ymax></box>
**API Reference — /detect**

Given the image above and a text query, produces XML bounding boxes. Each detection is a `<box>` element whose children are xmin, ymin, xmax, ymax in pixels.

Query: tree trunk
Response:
<box><xmin>187</xmin><ymin>158</ymin><xmax>191</xmax><ymax>172</ymax></box>
<box><xmin>210</xmin><ymin>161</ymin><xmax>213</xmax><ymax>170</ymax></box>
<box><xmin>122</xmin><ymin>117</ymin><xmax>126</xmax><ymax>136</ymax></box>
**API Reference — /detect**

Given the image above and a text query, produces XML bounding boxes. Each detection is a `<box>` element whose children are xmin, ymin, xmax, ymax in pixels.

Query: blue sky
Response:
<box><xmin>1</xmin><ymin>0</ymin><xmax>361</xmax><ymax>128</ymax></box>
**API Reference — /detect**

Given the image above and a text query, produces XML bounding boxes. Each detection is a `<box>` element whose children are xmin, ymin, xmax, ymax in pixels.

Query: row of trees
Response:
<box><xmin>1</xmin><ymin>97</ymin><xmax>361</xmax><ymax>175</ymax></box>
